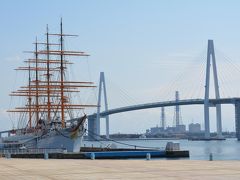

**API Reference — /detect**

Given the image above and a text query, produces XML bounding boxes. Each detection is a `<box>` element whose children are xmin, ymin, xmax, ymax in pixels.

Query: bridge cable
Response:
<box><xmin>105</xmin><ymin>77</ymin><xmax>140</xmax><ymax>107</ymax></box>
<box><xmin>215</xmin><ymin>49</ymin><xmax>240</xmax><ymax>97</ymax></box>
<box><xmin>155</xmin><ymin>49</ymin><xmax>207</xmax><ymax>101</ymax></box>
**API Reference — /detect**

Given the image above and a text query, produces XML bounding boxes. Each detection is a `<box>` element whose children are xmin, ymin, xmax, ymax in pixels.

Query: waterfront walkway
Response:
<box><xmin>0</xmin><ymin>159</ymin><xmax>240</xmax><ymax>179</ymax></box>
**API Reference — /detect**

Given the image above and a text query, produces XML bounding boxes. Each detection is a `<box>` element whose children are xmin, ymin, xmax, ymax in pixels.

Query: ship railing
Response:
<box><xmin>0</xmin><ymin>148</ymin><xmax>66</xmax><ymax>155</ymax></box>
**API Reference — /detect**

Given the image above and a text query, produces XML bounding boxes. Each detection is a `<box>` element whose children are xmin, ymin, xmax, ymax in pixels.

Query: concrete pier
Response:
<box><xmin>8</xmin><ymin>149</ymin><xmax>189</xmax><ymax>159</ymax></box>
<box><xmin>0</xmin><ymin>159</ymin><xmax>240</xmax><ymax>179</ymax></box>
<box><xmin>235</xmin><ymin>101</ymin><xmax>240</xmax><ymax>140</ymax></box>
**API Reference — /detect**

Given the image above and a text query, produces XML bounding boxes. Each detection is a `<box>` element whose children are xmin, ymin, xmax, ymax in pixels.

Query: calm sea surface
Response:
<box><xmin>83</xmin><ymin>138</ymin><xmax>240</xmax><ymax>160</ymax></box>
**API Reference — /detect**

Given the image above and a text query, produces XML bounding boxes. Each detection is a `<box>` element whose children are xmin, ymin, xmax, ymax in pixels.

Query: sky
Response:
<box><xmin>1</xmin><ymin>0</ymin><xmax>240</xmax><ymax>134</ymax></box>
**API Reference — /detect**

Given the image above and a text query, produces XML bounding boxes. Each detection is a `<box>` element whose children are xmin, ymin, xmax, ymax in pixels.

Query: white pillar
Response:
<box><xmin>161</xmin><ymin>107</ymin><xmax>165</xmax><ymax>129</ymax></box>
<box><xmin>96</xmin><ymin>75</ymin><xmax>102</xmax><ymax>137</ymax></box>
<box><xmin>211</xmin><ymin>42</ymin><xmax>222</xmax><ymax>138</ymax></box>
<box><xmin>204</xmin><ymin>40</ymin><xmax>211</xmax><ymax>139</ymax></box>
<box><xmin>175</xmin><ymin>91</ymin><xmax>180</xmax><ymax>127</ymax></box>
<box><xmin>101</xmin><ymin>72</ymin><xmax>110</xmax><ymax>138</ymax></box>
<box><xmin>204</xmin><ymin>40</ymin><xmax>222</xmax><ymax>139</ymax></box>
<box><xmin>235</xmin><ymin>101</ymin><xmax>240</xmax><ymax>140</ymax></box>
<box><xmin>96</xmin><ymin>72</ymin><xmax>110</xmax><ymax>138</ymax></box>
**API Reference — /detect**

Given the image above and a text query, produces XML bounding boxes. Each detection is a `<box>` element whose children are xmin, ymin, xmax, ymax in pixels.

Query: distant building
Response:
<box><xmin>146</xmin><ymin>123</ymin><xmax>187</xmax><ymax>135</ymax></box>
<box><xmin>165</xmin><ymin>127</ymin><xmax>176</xmax><ymax>133</ymax></box>
<box><xmin>150</xmin><ymin>126</ymin><xmax>164</xmax><ymax>134</ymax></box>
<box><xmin>189</xmin><ymin>123</ymin><xmax>201</xmax><ymax>133</ymax></box>
<box><xmin>176</xmin><ymin>125</ymin><xmax>186</xmax><ymax>133</ymax></box>
<box><xmin>146</xmin><ymin>126</ymin><xmax>164</xmax><ymax>135</ymax></box>
<box><xmin>165</xmin><ymin>125</ymin><xmax>186</xmax><ymax>133</ymax></box>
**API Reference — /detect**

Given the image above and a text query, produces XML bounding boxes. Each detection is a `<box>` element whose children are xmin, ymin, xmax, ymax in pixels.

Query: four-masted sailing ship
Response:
<box><xmin>1</xmin><ymin>20</ymin><xmax>96</xmax><ymax>152</ymax></box>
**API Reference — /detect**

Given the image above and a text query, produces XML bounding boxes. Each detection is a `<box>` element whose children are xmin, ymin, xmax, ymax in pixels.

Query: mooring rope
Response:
<box><xmin>86</xmin><ymin>129</ymin><xmax>163</xmax><ymax>150</ymax></box>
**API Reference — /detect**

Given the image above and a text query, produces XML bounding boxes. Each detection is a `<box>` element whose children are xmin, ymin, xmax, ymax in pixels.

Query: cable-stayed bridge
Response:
<box><xmin>88</xmin><ymin>97</ymin><xmax>240</xmax><ymax>140</ymax></box>
<box><xmin>88</xmin><ymin>40</ymin><xmax>240</xmax><ymax>141</ymax></box>
<box><xmin>93</xmin><ymin>98</ymin><xmax>240</xmax><ymax>117</ymax></box>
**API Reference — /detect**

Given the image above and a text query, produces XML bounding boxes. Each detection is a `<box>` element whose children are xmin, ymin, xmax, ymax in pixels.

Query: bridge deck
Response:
<box><xmin>90</xmin><ymin>97</ymin><xmax>240</xmax><ymax>117</ymax></box>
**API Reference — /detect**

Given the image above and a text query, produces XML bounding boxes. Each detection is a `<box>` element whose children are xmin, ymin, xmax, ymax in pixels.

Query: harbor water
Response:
<box><xmin>83</xmin><ymin>138</ymin><xmax>240</xmax><ymax>160</ymax></box>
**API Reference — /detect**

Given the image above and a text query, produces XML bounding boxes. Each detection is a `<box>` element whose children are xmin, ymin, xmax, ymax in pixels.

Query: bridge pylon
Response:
<box><xmin>235</xmin><ymin>101</ymin><xmax>240</xmax><ymax>140</ymax></box>
<box><xmin>204</xmin><ymin>40</ymin><xmax>222</xmax><ymax>139</ymax></box>
<box><xmin>174</xmin><ymin>91</ymin><xmax>181</xmax><ymax>127</ymax></box>
<box><xmin>161</xmin><ymin>107</ymin><xmax>165</xmax><ymax>129</ymax></box>
<box><xmin>96</xmin><ymin>72</ymin><xmax>110</xmax><ymax>138</ymax></box>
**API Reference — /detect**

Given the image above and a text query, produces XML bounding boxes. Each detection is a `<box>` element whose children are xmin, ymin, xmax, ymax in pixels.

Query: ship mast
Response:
<box><xmin>35</xmin><ymin>38</ymin><xmax>40</xmax><ymax>126</ymax></box>
<box><xmin>46</xmin><ymin>25</ymin><xmax>51</xmax><ymax>123</ymax></box>
<box><xmin>60</xmin><ymin>19</ymin><xmax>65</xmax><ymax>128</ymax></box>
<box><xmin>28</xmin><ymin>60</ymin><xmax>32</xmax><ymax>128</ymax></box>
<box><xmin>8</xmin><ymin>20</ymin><xmax>97</xmax><ymax>131</ymax></box>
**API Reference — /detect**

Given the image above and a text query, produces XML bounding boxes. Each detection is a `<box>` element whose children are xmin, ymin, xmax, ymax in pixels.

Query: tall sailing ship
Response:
<box><xmin>0</xmin><ymin>20</ymin><xmax>96</xmax><ymax>152</ymax></box>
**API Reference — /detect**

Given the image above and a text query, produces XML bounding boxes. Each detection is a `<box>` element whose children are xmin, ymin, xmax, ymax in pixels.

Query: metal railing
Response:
<box><xmin>0</xmin><ymin>148</ymin><xmax>66</xmax><ymax>155</ymax></box>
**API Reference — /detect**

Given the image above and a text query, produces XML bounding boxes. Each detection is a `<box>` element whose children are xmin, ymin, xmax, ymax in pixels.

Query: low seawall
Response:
<box><xmin>8</xmin><ymin>150</ymin><xmax>189</xmax><ymax>159</ymax></box>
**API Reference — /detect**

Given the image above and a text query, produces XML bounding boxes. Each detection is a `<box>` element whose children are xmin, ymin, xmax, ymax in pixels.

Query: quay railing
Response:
<box><xmin>0</xmin><ymin>148</ymin><xmax>66</xmax><ymax>155</ymax></box>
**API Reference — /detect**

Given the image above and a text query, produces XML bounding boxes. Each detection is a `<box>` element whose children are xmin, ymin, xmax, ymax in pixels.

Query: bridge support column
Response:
<box><xmin>96</xmin><ymin>72</ymin><xmax>109</xmax><ymax>138</ymax></box>
<box><xmin>161</xmin><ymin>107</ymin><xmax>165</xmax><ymax>129</ymax></box>
<box><xmin>204</xmin><ymin>103</ymin><xmax>210</xmax><ymax>138</ymax></box>
<box><xmin>204</xmin><ymin>40</ymin><xmax>222</xmax><ymax>139</ymax></box>
<box><xmin>174</xmin><ymin>91</ymin><xmax>181</xmax><ymax>127</ymax></box>
<box><xmin>216</xmin><ymin>104</ymin><xmax>222</xmax><ymax>138</ymax></box>
<box><xmin>88</xmin><ymin>116</ymin><xmax>98</xmax><ymax>140</ymax></box>
<box><xmin>235</xmin><ymin>101</ymin><xmax>240</xmax><ymax>140</ymax></box>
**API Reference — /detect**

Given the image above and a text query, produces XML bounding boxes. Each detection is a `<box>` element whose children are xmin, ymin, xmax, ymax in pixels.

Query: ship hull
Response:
<box><xmin>37</xmin><ymin>130</ymin><xmax>83</xmax><ymax>152</ymax></box>
<box><xmin>1</xmin><ymin>129</ymin><xmax>83</xmax><ymax>153</ymax></box>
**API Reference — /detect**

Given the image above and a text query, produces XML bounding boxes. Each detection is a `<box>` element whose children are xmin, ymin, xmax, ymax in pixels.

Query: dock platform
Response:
<box><xmin>0</xmin><ymin>159</ymin><xmax>240</xmax><ymax>179</ymax></box>
<box><xmin>8</xmin><ymin>149</ymin><xmax>189</xmax><ymax>159</ymax></box>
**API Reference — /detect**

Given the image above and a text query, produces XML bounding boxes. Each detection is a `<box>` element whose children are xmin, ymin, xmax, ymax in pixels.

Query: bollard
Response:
<box><xmin>146</xmin><ymin>153</ymin><xmax>151</xmax><ymax>160</ymax></box>
<box><xmin>44</xmin><ymin>152</ymin><xmax>49</xmax><ymax>160</ymax></box>
<box><xmin>91</xmin><ymin>153</ymin><xmax>95</xmax><ymax>160</ymax></box>
<box><xmin>209</xmin><ymin>153</ymin><xmax>213</xmax><ymax>161</ymax></box>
